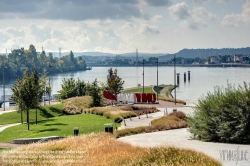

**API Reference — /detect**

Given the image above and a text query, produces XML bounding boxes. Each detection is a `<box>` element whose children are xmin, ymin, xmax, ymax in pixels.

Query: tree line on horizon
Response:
<box><xmin>0</xmin><ymin>44</ymin><xmax>87</xmax><ymax>80</ymax></box>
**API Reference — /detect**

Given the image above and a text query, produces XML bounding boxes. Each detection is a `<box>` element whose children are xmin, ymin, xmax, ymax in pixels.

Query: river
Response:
<box><xmin>1</xmin><ymin>66</ymin><xmax>250</xmax><ymax>103</ymax></box>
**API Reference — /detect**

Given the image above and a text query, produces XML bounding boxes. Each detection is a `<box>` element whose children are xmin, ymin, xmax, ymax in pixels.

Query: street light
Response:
<box><xmin>142</xmin><ymin>59</ymin><xmax>145</xmax><ymax>93</ymax></box>
<box><xmin>2</xmin><ymin>61</ymin><xmax>5</xmax><ymax>111</ymax></box>
<box><xmin>173</xmin><ymin>55</ymin><xmax>176</xmax><ymax>105</ymax></box>
<box><xmin>155</xmin><ymin>58</ymin><xmax>158</xmax><ymax>101</ymax></box>
<box><xmin>48</xmin><ymin>63</ymin><xmax>52</xmax><ymax>105</ymax></box>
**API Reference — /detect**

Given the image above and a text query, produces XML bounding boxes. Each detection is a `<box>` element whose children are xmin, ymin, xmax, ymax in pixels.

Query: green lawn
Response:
<box><xmin>122</xmin><ymin>87</ymin><xmax>155</xmax><ymax>93</ymax></box>
<box><xmin>0</xmin><ymin>114</ymin><xmax>117</xmax><ymax>143</ymax></box>
<box><xmin>0</xmin><ymin>103</ymin><xmax>64</xmax><ymax>125</ymax></box>
<box><xmin>0</xmin><ymin>148</ymin><xmax>11</xmax><ymax>152</ymax></box>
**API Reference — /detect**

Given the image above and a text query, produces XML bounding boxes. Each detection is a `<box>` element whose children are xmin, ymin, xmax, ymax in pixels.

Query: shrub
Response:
<box><xmin>188</xmin><ymin>82</ymin><xmax>250</xmax><ymax>144</ymax></box>
<box><xmin>63</xmin><ymin>96</ymin><xmax>92</xmax><ymax>115</ymax></box>
<box><xmin>116</xmin><ymin>115</ymin><xmax>187</xmax><ymax>138</ymax></box>
<box><xmin>168</xmin><ymin>111</ymin><xmax>187</xmax><ymax>121</ymax></box>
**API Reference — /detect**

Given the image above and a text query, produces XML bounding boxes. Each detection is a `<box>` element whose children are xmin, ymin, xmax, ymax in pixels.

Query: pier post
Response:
<box><xmin>177</xmin><ymin>73</ymin><xmax>180</xmax><ymax>85</ymax></box>
<box><xmin>188</xmin><ymin>71</ymin><xmax>190</xmax><ymax>81</ymax></box>
<box><xmin>184</xmin><ymin>72</ymin><xmax>186</xmax><ymax>83</ymax></box>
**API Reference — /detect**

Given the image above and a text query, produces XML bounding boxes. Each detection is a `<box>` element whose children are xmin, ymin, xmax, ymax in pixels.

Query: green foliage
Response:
<box><xmin>58</xmin><ymin>78</ymin><xmax>86</xmax><ymax>99</ymax></box>
<box><xmin>87</xmin><ymin>79</ymin><xmax>103</xmax><ymax>107</ymax></box>
<box><xmin>188</xmin><ymin>82</ymin><xmax>250</xmax><ymax>144</ymax></box>
<box><xmin>11</xmin><ymin>68</ymin><xmax>45</xmax><ymax>129</ymax></box>
<box><xmin>106</xmin><ymin>68</ymin><xmax>124</xmax><ymax>95</ymax></box>
<box><xmin>0</xmin><ymin>45</ymin><xmax>87</xmax><ymax>80</ymax></box>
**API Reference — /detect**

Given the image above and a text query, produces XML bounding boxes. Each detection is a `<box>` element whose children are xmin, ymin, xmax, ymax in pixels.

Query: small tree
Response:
<box><xmin>106</xmin><ymin>68</ymin><xmax>124</xmax><ymax>96</ymax></box>
<box><xmin>11</xmin><ymin>68</ymin><xmax>44</xmax><ymax>130</ymax></box>
<box><xmin>58</xmin><ymin>78</ymin><xmax>86</xmax><ymax>99</ymax></box>
<box><xmin>86</xmin><ymin>79</ymin><xmax>102</xmax><ymax>107</ymax></box>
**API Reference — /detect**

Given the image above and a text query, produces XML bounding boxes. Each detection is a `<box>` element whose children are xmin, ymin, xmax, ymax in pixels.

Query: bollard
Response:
<box><xmin>74</xmin><ymin>127</ymin><xmax>79</xmax><ymax>136</ymax></box>
<box><xmin>188</xmin><ymin>71</ymin><xmax>190</xmax><ymax>81</ymax></box>
<box><xmin>177</xmin><ymin>73</ymin><xmax>180</xmax><ymax>85</ymax></box>
<box><xmin>164</xmin><ymin>108</ymin><xmax>168</xmax><ymax>115</ymax></box>
<box><xmin>104</xmin><ymin>123</ymin><xmax>113</xmax><ymax>134</ymax></box>
<box><xmin>184</xmin><ymin>72</ymin><xmax>186</xmax><ymax>82</ymax></box>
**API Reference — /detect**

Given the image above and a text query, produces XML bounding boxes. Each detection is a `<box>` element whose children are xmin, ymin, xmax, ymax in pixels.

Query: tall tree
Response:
<box><xmin>11</xmin><ymin>68</ymin><xmax>45</xmax><ymax>130</ymax></box>
<box><xmin>106</xmin><ymin>68</ymin><xmax>124</xmax><ymax>96</ymax></box>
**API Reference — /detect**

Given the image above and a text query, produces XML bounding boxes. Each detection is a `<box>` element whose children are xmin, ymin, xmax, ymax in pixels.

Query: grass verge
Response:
<box><xmin>0</xmin><ymin>133</ymin><xmax>221</xmax><ymax>166</ymax></box>
<box><xmin>0</xmin><ymin>114</ymin><xmax>117</xmax><ymax>143</ymax></box>
<box><xmin>0</xmin><ymin>103</ymin><xmax>64</xmax><ymax>125</ymax></box>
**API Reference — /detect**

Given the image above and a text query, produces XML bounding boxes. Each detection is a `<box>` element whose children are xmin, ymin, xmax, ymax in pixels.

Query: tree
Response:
<box><xmin>106</xmin><ymin>68</ymin><xmax>124</xmax><ymax>96</ymax></box>
<box><xmin>58</xmin><ymin>78</ymin><xmax>86</xmax><ymax>99</ymax></box>
<box><xmin>87</xmin><ymin>79</ymin><xmax>102</xmax><ymax>107</ymax></box>
<box><xmin>11</xmin><ymin>68</ymin><xmax>45</xmax><ymax>130</ymax></box>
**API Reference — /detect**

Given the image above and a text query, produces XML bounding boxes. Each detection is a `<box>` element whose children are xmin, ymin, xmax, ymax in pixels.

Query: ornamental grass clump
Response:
<box><xmin>0</xmin><ymin>133</ymin><xmax>221</xmax><ymax>166</ymax></box>
<box><xmin>188</xmin><ymin>82</ymin><xmax>250</xmax><ymax>144</ymax></box>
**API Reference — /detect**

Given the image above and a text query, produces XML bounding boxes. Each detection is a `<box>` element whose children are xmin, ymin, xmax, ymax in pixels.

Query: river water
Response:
<box><xmin>1</xmin><ymin>66</ymin><xmax>250</xmax><ymax>103</ymax></box>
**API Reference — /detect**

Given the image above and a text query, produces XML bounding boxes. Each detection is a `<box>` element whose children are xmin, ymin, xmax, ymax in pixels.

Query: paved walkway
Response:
<box><xmin>118</xmin><ymin>106</ymin><xmax>250</xmax><ymax>166</ymax></box>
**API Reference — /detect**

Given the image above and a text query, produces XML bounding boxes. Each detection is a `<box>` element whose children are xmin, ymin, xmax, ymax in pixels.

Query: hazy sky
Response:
<box><xmin>0</xmin><ymin>0</ymin><xmax>249</xmax><ymax>54</ymax></box>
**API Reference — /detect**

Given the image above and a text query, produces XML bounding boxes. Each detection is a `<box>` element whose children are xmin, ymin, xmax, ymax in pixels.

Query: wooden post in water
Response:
<box><xmin>177</xmin><ymin>73</ymin><xmax>180</xmax><ymax>85</ymax></box>
<box><xmin>184</xmin><ymin>72</ymin><xmax>186</xmax><ymax>83</ymax></box>
<box><xmin>188</xmin><ymin>71</ymin><xmax>190</xmax><ymax>81</ymax></box>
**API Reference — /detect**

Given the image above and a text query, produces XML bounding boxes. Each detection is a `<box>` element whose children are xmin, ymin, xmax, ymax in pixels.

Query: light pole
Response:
<box><xmin>48</xmin><ymin>64</ymin><xmax>52</xmax><ymax>105</ymax></box>
<box><xmin>2</xmin><ymin>61</ymin><xmax>5</xmax><ymax>111</ymax></box>
<box><xmin>155</xmin><ymin>58</ymin><xmax>158</xmax><ymax>101</ymax></box>
<box><xmin>174</xmin><ymin>55</ymin><xmax>176</xmax><ymax>105</ymax></box>
<box><xmin>142</xmin><ymin>59</ymin><xmax>145</xmax><ymax>93</ymax></box>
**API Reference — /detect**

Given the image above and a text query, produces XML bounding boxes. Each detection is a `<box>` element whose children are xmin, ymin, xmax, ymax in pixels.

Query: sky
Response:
<box><xmin>0</xmin><ymin>0</ymin><xmax>249</xmax><ymax>54</ymax></box>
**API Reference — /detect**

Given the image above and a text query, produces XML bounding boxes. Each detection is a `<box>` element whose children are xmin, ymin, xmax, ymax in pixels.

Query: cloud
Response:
<box><xmin>169</xmin><ymin>3</ymin><xmax>216</xmax><ymax>30</ymax></box>
<box><xmin>192</xmin><ymin>0</ymin><xmax>211</xmax><ymax>4</ymax></box>
<box><xmin>169</xmin><ymin>2</ymin><xmax>190</xmax><ymax>20</ymax></box>
<box><xmin>144</xmin><ymin>0</ymin><xmax>172</xmax><ymax>6</ymax></box>
<box><xmin>0</xmin><ymin>0</ymin><xmax>142</xmax><ymax>20</ymax></box>
<box><xmin>221</xmin><ymin>0</ymin><xmax>250</xmax><ymax>27</ymax></box>
<box><xmin>139</xmin><ymin>24</ymin><xmax>160</xmax><ymax>35</ymax></box>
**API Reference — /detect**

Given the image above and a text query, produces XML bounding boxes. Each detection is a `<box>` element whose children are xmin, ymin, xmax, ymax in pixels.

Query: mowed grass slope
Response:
<box><xmin>0</xmin><ymin>113</ymin><xmax>116</xmax><ymax>142</ymax></box>
<box><xmin>122</xmin><ymin>86</ymin><xmax>154</xmax><ymax>93</ymax></box>
<box><xmin>0</xmin><ymin>103</ymin><xmax>64</xmax><ymax>125</ymax></box>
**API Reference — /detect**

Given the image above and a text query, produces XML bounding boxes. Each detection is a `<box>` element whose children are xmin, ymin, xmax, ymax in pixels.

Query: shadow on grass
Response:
<box><xmin>49</xmin><ymin>107</ymin><xmax>63</xmax><ymax>115</ymax></box>
<box><xmin>39</xmin><ymin>108</ymin><xmax>55</xmax><ymax>118</ymax></box>
<box><xmin>44</xmin><ymin>123</ymin><xmax>68</xmax><ymax>126</ymax></box>
<box><xmin>38</xmin><ymin>128</ymin><xmax>61</xmax><ymax>132</ymax></box>
<box><xmin>30</xmin><ymin>119</ymin><xmax>55</xmax><ymax>125</ymax></box>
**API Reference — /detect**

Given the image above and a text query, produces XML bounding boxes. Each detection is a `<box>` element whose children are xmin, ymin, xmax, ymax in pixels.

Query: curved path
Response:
<box><xmin>118</xmin><ymin>106</ymin><xmax>250</xmax><ymax>166</ymax></box>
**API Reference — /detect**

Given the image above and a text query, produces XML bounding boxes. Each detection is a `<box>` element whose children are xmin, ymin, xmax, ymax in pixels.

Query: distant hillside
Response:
<box><xmin>159</xmin><ymin>47</ymin><xmax>250</xmax><ymax>60</ymax></box>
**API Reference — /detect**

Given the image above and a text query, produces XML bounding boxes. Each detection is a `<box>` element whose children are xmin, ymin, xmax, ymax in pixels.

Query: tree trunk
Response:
<box><xmin>36</xmin><ymin>108</ymin><xmax>37</xmax><ymax>125</ymax></box>
<box><xmin>21</xmin><ymin>110</ymin><xmax>23</xmax><ymax>124</ymax></box>
<box><xmin>27</xmin><ymin>109</ymin><xmax>30</xmax><ymax>130</ymax></box>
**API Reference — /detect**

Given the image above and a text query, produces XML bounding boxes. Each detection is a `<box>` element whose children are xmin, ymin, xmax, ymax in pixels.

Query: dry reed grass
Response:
<box><xmin>0</xmin><ymin>133</ymin><xmax>221</xmax><ymax>166</ymax></box>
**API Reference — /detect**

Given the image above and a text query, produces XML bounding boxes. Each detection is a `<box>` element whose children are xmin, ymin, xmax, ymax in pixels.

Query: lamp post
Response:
<box><xmin>48</xmin><ymin>64</ymin><xmax>52</xmax><ymax>105</ymax></box>
<box><xmin>174</xmin><ymin>55</ymin><xmax>176</xmax><ymax>105</ymax></box>
<box><xmin>155</xmin><ymin>58</ymin><xmax>158</xmax><ymax>101</ymax></box>
<box><xmin>2</xmin><ymin>61</ymin><xmax>5</xmax><ymax>111</ymax></box>
<box><xmin>142</xmin><ymin>59</ymin><xmax>145</xmax><ymax>93</ymax></box>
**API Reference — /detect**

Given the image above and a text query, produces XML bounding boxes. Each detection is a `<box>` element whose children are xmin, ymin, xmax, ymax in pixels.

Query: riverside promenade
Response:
<box><xmin>118</xmin><ymin>103</ymin><xmax>250</xmax><ymax>166</ymax></box>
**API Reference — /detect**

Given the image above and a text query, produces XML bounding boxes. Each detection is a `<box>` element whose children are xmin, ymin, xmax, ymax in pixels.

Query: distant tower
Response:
<box><xmin>59</xmin><ymin>48</ymin><xmax>62</xmax><ymax>58</ymax></box>
<box><xmin>136</xmin><ymin>49</ymin><xmax>138</xmax><ymax>65</ymax></box>
<box><xmin>6</xmin><ymin>49</ymin><xmax>7</xmax><ymax>58</ymax></box>
<box><xmin>42</xmin><ymin>46</ymin><xmax>44</xmax><ymax>52</ymax></box>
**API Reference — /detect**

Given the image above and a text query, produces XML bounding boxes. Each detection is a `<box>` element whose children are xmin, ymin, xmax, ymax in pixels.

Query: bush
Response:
<box><xmin>188</xmin><ymin>82</ymin><xmax>250</xmax><ymax>144</ymax></box>
<box><xmin>168</xmin><ymin>111</ymin><xmax>187</xmax><ymax>121</ymax></box>
<box><xmin>116</xmin><ymin>115</ymin><xmax>187</xmax><ymax>138</ymax></box>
